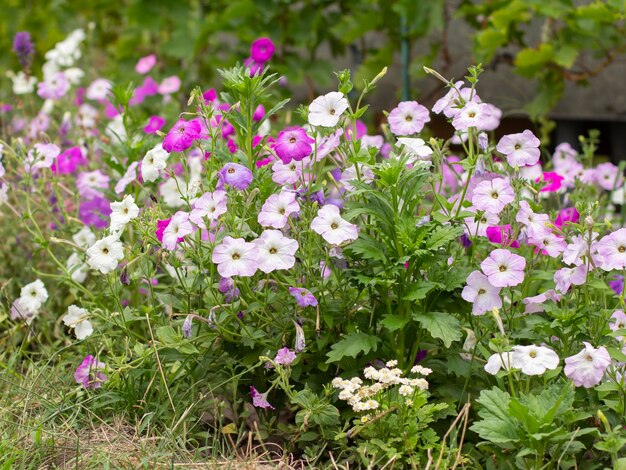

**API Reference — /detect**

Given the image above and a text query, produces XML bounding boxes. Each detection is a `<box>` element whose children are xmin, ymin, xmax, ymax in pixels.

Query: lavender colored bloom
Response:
<box><xmin>461</xmin><ymin>270</ymin><xmax>502</xmax><ymax>316</ymax></box>
<box><xmin>250</xmin><ymin>386</ymin><xmax>274</xmax><ymax>409</ymax></box>
<box><xmin>217</xmin><ymin>163</ymin><xmax>253</xmax><ymax>190</ymax></box>
<box><xmin>564</xmin><ymin>342</ymin><xmax>611</xmax><ymax>388</ymax></box>
<box><xmin>273</xmin><ymin>127</ymin><xmax>314</xmax><ymax>164</ymax></box>
<box><xmin>162</xmin><ymin>118</ymin><xmax>202</xmax><ymax>153</ymax></box>
<box><xmin>218</xmin><ymin>277</ymin><xmax>240</xmax><ymax>301</ymax></box>
<box><xmin>250</xmin><ymin>37</ymin><xmax>275</xmax><ymax>63</ymax></box>
<box><xmin>289</xmin><ymin>287</ymin><xmax>318</xmax><ymax>307</ymax></box>
<box><xmin>609</xmin><ymin>310</ymin><xmax>626</xmax><ymax>340</ymax></box>
<box><xmin>79</xmin><ymin>196</ymin><xmax>111</xmax><ymax>229</ymax></box>
<box><xmin>275</xmin><ymin>347</ymin><xmax>297</xmax><ymax>366</ymax></box>
<box><xmin>74</xmin><ymin>355</ymin><xmax>108</xmax><ymax>389</ymax></box>
<box><xmin>387</xmin><ymin>101</ymin><xmax>430</xmax><ymax>136</ymax></box>
<box><xmin>496</xmin><ymin>130</ymin><xmax>541</xmax><ymax>167</ymax></box>
<box><xmin>119</xmin><ymin>268</ymin><xmax>130</xmax><ymax>286</ymax></box>
<box><xmin>182</xmin><ymin>316</ymin><xmax>193</xmax><ymax>338</ymax></box>
<box><xmin>480</xmin><ymin>249</ymin><xmax>526</xmax><ymax>287</ymax></box>
<box><xmin>13</xmin><ymin>32</ymin><xmax>34</xmax><ymax>69</ymax></box>
<box><xmin>609</xmin><ymin>275</ymin><xmax>624</xmax><ymax>295</ymax></box>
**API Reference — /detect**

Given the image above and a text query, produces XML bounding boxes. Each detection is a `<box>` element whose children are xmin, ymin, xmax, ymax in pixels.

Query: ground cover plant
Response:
<box><xmin>2</xmin><ymin>29</ymin><xmax>626</xmax><ymax>469</ymax></box>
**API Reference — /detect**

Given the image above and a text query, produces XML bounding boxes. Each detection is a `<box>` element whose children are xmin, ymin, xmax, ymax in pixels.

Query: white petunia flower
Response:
<box><xmin>63</xmin><ymin>305</ymin><xmax>93</xmax><ymax>340</ymax></box>
<box><xmin>86</xmin><ymin>235</ymin><xmax>124</xmax><ymax>274</ymax></box>
<box><xmin>142</xmin><ymin>143</ymin><xmax>169</xmax><ymax>182</ymax></box>
<box><xmin>109</xmin><ymin>195</ymin><xmax>140</xmax><ymax>231</ymax></box>
<box><xmin>308</xmin><ymin>92</ymin><xmax>349</xmax><ymax>127</ymax></box>
<box><xmin>66</xmin><ymin>252</ymin><xmax>89</xmax><ymax>283</ymax></box>
<box><xmin>511</xmin><ymin>345</ymin><xmax>559</xmax><ymax>376</ymax></box>
<box><xmin>72</xmin><ymin>227</ymin><xmax>96</xmax><ymax>249</ymax></box>
<box><xmin>18</xmin><ymin>279</ymin><xmax>48</xmax><ymax>314</ymax></box>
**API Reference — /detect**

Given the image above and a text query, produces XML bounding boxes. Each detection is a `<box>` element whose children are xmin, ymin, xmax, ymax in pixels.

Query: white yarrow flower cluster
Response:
<box><xmin>332</xmin><ymin>361</ymin><xmax>430</xmax><ymax>412</ymax></box>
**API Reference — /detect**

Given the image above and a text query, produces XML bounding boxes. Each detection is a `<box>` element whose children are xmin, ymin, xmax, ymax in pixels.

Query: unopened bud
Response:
<box><xmin>585</xmin><ymin>215</ymin><xmax>594</xmax><ymax>228</ymax></box>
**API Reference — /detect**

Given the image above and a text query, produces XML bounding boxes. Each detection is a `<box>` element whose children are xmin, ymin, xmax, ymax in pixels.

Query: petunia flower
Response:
<box><xmin>273</xmin><ymin>127</ymin><xmax>314</xmax><ymax>164</ymax></box>
<box><xmin>63</xmin><ymin>305</ymin><xmax>93</xmax><ymax>340</ymax></box>
<box><xmin>135</xmin><ymin>54</ymin><xmax>156</xmax><ymax>74</ymax></box>
<box><xmin>461</xmin><ymin>271</ymin><xmax>502</xmax><ymax>316</ymax></box>
<box><xmin>162</xmin><ymin>118</ymin><xmax>201</xmax><ymax>153</ymax></box>
<box><xmin>189</xmin><ymin>190</ymin><xmax>228</xmax><ymax>229</ymax></box>
<box><xmin>564</xmin><ymin>343</ymin><xmax>611</xmax><ymax>388</ymax></box>
<box><xmin>511</xmin><ymin>345</ymin><xmax>559</xmax><ymax>376</ymax></box>
<box><xmin>74</xmin><ymin>355</ymin><xmax>107</xmax><ymax>389</ymax></box>
<box><xmin>109</xmin><ymin>195</ymin><xmax>140</xmax><ymax>231</ymax></box>
<box><xmin>484</xmin><ymin>351</ymin><xmax>513</xmax><ymax>375</ymax></box>
<box><xmin>480</xmin><ymin>249</ymin><xmax>526</xmax><ymax>287</ymax></box>
<box><xmin>308</xmin><ymin>92</ymin><xmax>349</xmax><ymax>127</ymax></box>
<box><xmin>258</xmin><ymin>191</ymin><xmax>300</xmax><ymax>229</ymax></box>
<box><xmin>311</xmin><ymin>204</ymin><xmax>358</xmax><ymax>245</ymax></box>
<box><xmin>554</xmin><ymin>265</ymin><xmax>587</xmax><ymax>293</ymax></box>
<box><xmin>609</xmin><ymin>310</ymin><xmax>626</xmax><ymax>341</ymax></box>
<box><xmin>597</xmin><ymin>228</ymin><xmax>626</xmax><ymax>271</ymax></box>
<box><xmin>289</xmin><ymin>287</ymin><xmax>318</xmax><ymax>307</ymax></box>
<box><xmin>162</xmin><ymin>211</ymin><xmax>194</xmax><ymax>250</ymax></box>
<box><xmin>275</xmin><ymin>347</ymin><xmax>297</xmax><ymax>366</ymax></box>
<box><xmin>496</xmin><ymin>130</ymin><xmax>540</xmax><ymax>167</ymax></box>
<box><xmin>387</xmin><ymin>101</ymin><xmax>430</xmax><ymax>136</ymax></box>
<box><xmin>86</xmin><ymin>235</ymin><xmax>124</xmax><ymax>274</ymax></box>
<box><xmin>471</xmin><ymin>178</ymin><xmax>514</xmax><ymax>215</ymax></box>
<box><xmin>250</xmin><ymin>386</ymin><xmax>274</xmax><ymax>409</ymax></box>
<box><xmin>212</xmin><ymin>237</ymin><xmax>259</xmax><ymax>277</ymax></box>
<box><xmin>253</xmin><ymin>230</ymin><xmax>298</xmax><ymax>273</ymax></box>
<box><xmin>250</xmin><ymin>37</ymin><xmax>275</xmax><ymax>63</ymax></box>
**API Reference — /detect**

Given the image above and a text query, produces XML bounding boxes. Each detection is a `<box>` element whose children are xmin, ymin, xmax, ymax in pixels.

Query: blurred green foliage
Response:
<box><xmin>0</xmin><ymin>0</ymin><xmax>624</xmax><ymax>117</ymax></box>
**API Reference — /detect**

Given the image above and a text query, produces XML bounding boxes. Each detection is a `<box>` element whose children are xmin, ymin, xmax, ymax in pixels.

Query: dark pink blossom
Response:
<box><xmin>74</xmin><ymin>355</ymin><xmax>107</xmax><ymax>389</ymax></box>
<box><xmin>554</xmin><ymin>207</ymin><xmax>579</xmax><ymax>230</ymax></box>
<box><xmin>144</xmin><ymin>115</ymin><xmax>165</xmax><ymax>134</ymax></box>
<box><xmin>536</xmin><ymin>172</ymin><xmax>564</xmax><ymax>192</ymax></box>
<box><xmin>273</xmin><ymin>127</ymin><xmax>314</xmax><ymax>164</ymax></box>
<box><xmin>52</xmin><ymin>146</ymin><xmax>86</xmax><ymax>174</ymax></box>
<box><xmin>486</xmin><ymin>225</ymin><xmax>520</xmax><ymax>248</ymax></box>
<box><xmin>250</xmin><ymin>37</ymin><xmax>275</xmax><ymax>63</ymax></box>
<box><xmin>162</xmin><ymin>118</ymin><xmax>202</xmax><ymax>153</ymax></box>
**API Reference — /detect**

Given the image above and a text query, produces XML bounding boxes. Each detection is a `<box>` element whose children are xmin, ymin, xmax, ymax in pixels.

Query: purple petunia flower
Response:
<box><xmin>250</xmin><ymin>386</ymin><xmax>274</xmax><ymax>409</ymax></box>
<box><xmin>79</xmin><ymin>196</ymin><xmax>111</xmax><ymax>229</ymax></box>
<box><xmin>275</xmin><ymin>347</ymin><xmax>297</xmax><ymax>366</ymax></box>
<box><xmin>13</xmin><ymin>32</ymin><xmax>34</xmax><ymax>69</ymax></box>
<box><xmin>217</xmin><ymin>163</ymin><xmax>253</xmax><ymax>190</ymax></box>
<box><xmin>74</xmin><ymin>355</ymin><xmax>108</xmax><ymax>389</ymax></box>
<box><xmin>609</xmin><ymin>275</ymin><xmax>624</xmax><ymax>295</ymax></box>
<box><xmin>289</xmin><ymin>287</ymin><xmax>318</xmax><ymax>307</ymax></box>
<box><xmin>162</xmin><ymin>118</ymin><xmax>202</xmax><ymax>153</ymax></box>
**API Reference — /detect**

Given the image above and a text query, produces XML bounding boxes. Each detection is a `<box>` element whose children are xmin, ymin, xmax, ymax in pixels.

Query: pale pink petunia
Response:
<box><xmin>311</xmin><ymin>205</ymin><xmax>358</xmax><ymax>245</ymax></box>
<box><xmin>272</xmin><ymin>159</ymin><xmax>302</xmax><ymax>186</ymax></box>
<box><xmin>189</xmin><ymin>190</ymin><xmax>228</xmax><ymax>229</ymax></box>
<box><xmin>516</xmin><ymin>201</ymin><xmax>550</xmax><ymax>238</ymax></box>
<box><xmin>529</xmin><ymin>231</ymin><xmax>566</xmax><ymax>258</ymax></box>
<box><xmin>523</xmin><ymin>290</ymin><xmax>562</xmax><ymax>314</ymax></box>
<box><xmin>471</xmin><ymin>178</ymin><xmax>515</xmax><ymax>215</ymax></box>
<box><xmin>564</xmin><ymin>342</ymin><xmax>611</xmax><ymax>388</ymax></box>
<box><xmin>162</xmin><ymin>211</ymin><xmax>194</xmax><ymax>250</ymax></box>
<box><xmin>597</xmin><ymin>228</ymin><xmax>626</xmax><ymax>271</ymax></box>
<box><xmin>253</xmin><ymin>230</ymin><xmax>298</xmax><ymax>273</ymax></box>
<box><xmin>114</xmin><ymin>161</ymin><xmax>138</xmax><ymax>194</ymax></box>
<box><xmin>387</xmin><ymin>101</ymin><xmax>430</xmax><ymax>136</ymax></box>
<box><xmin>554</xmin><ymin>265</ymin><xmax>587</xmax><ymax>293</ymax></box>
<box><xmin>212</xmin><ymin>237</ymin><xmax>259</xmax><ymax>277</ymax></box>
<box><xmin>258</xmin><ymin>191</ymin><xmax>300</xmax><ymax>229</ymax></box>
<box><xmin>135</xmin><ymin>54</ymin><xmax>157</xmax><ymax>74</ymax></box>
<box><xmin>480</xmin><ymin>249</ymin><xmax>526</xmax><ymax>287</ymax></box>
<box><xmin>594</xmin><ymin>162</ymin><xmax>623</xmax><ymax>191</ymax></box>
<box><xmin>562</xmin><ymin>233</ymin><xmax>599</xmax><ymax>267</ymax></box>
<box><xmin>610</xmin><ymin>310</ymin><xmax>626</xmax><ymax>341</ymax></box>
<box><xmin>496</xmin><ymin>130</ymin><xmax>540</xmax><ymax>167</ymax></box>
<box><xmin>461</xmin><ymin>271</ymin><xmax>502</xmax><ymax>316</ymax></box>
<box><xmin>158</xmin><ymin>76</ymin><xmax>181</xmax><ymax>95</ymax></box>
<box><xmin>464</xmin><ymin>207</ymin><xmax>499</xmax><ymax>238</ymax></box>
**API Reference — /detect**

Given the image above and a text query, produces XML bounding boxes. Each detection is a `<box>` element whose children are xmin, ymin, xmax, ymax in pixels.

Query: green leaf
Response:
<box><xmin>404</xmin><ymin>281</ymin><xmax>440</xmax><ymax>302</ymax></box>
<box><xmin>554</xmin><ymin>45</ymin><xmax>578</xmax><ymax>68</ymax></box>
<box><xmin>470</xmin><ymin>388</ymin><xmax>520</xmax><ymax>444</ymax></box>
<box><xmin>412</xmin><ymin>311</ymin><xmax>461</xmax><ymax>347</ymax></box>
<box><xmin>326</xmin><ymin>332</ymin><xmax>381</xmax><ymax>363</ymax></box>
<box><xmin>380</xmin><ymin>314</ymin><xmax>410</xmax><ymax>332</ymax></box>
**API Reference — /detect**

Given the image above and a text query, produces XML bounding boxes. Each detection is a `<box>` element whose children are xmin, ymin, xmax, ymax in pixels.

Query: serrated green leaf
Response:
<box><xmin>412</xmin><ymin>311</ymin><xmax>461</xmax><ymax>347</ymax></box>
<box><xmin>326</xmin><ymin>332</ymin><xmax>381</xmax><ymax>363</ymax></box>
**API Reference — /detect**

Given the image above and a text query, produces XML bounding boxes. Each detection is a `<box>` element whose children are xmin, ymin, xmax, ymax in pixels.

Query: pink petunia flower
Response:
<box><xmin>258</xmin><ymin>191</ymin><xmax>300</xmax><ymax>229</ymax></box>
<box><xmin>610</xmin><ymin>310</ymin><xmax>626</xmax><ymax>341</ymax></box>
<box><xmin>37</xmin><ymin>72</ymin><xmax>69</xmax><ymax>100</ymax></box>
<box><xmin>464</xmin><ymin>207</ymin><xmax>499</xmax><ymax>238</ymax></box>
<box><xmin>564</xmin><ymin>342</ymin><xmax>611</xmax><ymax>388</ymax></box>
<box><xmin>311</xmin><ymin>205</ymin><xmax>358</xmax><ymax>245</ymax></box>
<box><xmin>471</xmin><ymin>178</ymin><xmax>515</xmax><ymax>215</ymax></box>
<box><xmin>554</xmin><ymin>207</ymin><xmax>579</xmax><ymax>230</ymax></box>
<box><xmin>597</xmin><ymin>228</ymin><xmax>626</xmax><ymax>271</ymax></box>
<box><xmin>273</xmin><ymin>127</ymin><xmax>315</xmax><ymax>164</ymax></box>
<box><xmin>189</xmin><ymin>190</ymin><xmax>228</xmax><ymax>229</ymax></box>
<box><xmin>162</xmin><ymin>118</ymin><xmax>202</xmax><ymax>153</ymax></box>
<box><xmin>158</xmin><ymin>76</ymin><xmax>181</xmax><ymax>95</ymax></box>
<box><xmin>516</xmin><ymin>201</ymin><xmax>551</xmax><ymax>238</ymax></box>
<box><xmin>594</xmin><ymin>162</ymin><xmax>623</xmax><ymax>191</ymax></box>
<box><xmin>52</xmin><ymin>146</ymin><xmax>86</xmax><ymax>174</ymax></box>
<box><xmin>523</xmin><ymin>290</ymin><xmax>561</xmax><ymax>314</ymax></box>
<box><xmin>272</xmin><ymin>159</ymin><xmax>302</xmax><ymax>185</ymax></box>
<box><xmin>529</xmin><ymin>231</ymin><xmax>566</xmax><ymax>258</ymax></box>
<box><xmin>275</xmin><ymin>347</ymin><xmax>297</xmax><ymax>366</ymax></box>
<box><xmin>480</xmin><ymin>249</ymin><xmax>526</xmax><ymax>287</ymax></box>
<box><xmin>74</xmin><ymin>355</ymin><xmax>108</xmax><ymax>389</ymax></box>
<box><xmin>212</xmin><ymin>237</ymin><xmax>259</xmax><ymax>277</ymax></box>
<box><xmin>162</xmin><ymin>211</ymin><xmax>194</xmax><ymax>250</ymax></box>
<box><xmin>486</xmin><ymin>225</ymin><xmax>520</xmax><ymax>248</ymax></box>
<box><xmin>554</xmin><ymin>265</ymin><xmax>587</xmax><ymax>293</ymax></box>
<box><xmin>496</xmin><ymin>130</ymin><xmax>541</xmax><ymax>167</ymax></box>
<box><xmin>387</xmin><ymin>101</ymin><xmax>430</xmax><ymax>136</ymax></box>
<box><xmin>289</xmin><ymin>287</ymin><xmax>318</xmax><ymax>307</ymax></box>
<box><xmin>250</xmin><ymin>386</ymin><xmax>274</xmax><ymax>409</ymax></box>
<box><xmin>144</xmin><ymin>115</ymin><xmax>166</xmax><ymax>134</ymax></box>
<box><xmin>77</xmin><ymin>170</ymin><xmax>110</xmax><ymax>199</ymax></box>
<box><xmin>25</xmin><ymin>143</ymin><xmax>61</xmax><ymax>172</ymax></box>
<box><xmin>250</xmin><ymin>37</ymin><xmax>275</xmax><ymax>63</ymax></box>
<box><xmin>461</xmin><ymin>270</ymin><xmax>502</xmax><ymax>315</ymax></box>
<box><xmin>253</xmin><ymin>230</ymin><xmax>298</xmax><ymax>273</ymax></box>
<box><xmin>135</xmin><ymin>54</ymin><xmax>157</xmax><ymax>74</ymax></box>
<box><xmin>562</xmin><ymin>233</ymin><xmax>599</xmax><ymax>267</ymax></box>
<box><xmin>536</xmin><ymin>172</ymin><xmax>564</xmax><ymax>192</ymax></box>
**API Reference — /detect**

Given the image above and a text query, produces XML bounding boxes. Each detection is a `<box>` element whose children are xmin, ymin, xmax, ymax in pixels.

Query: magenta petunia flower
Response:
<box><xmin>162</xmin><ymin>118</ymin><xmax>202</xmax><ymax>153</ymax></box>
<box><xmin>496</xmin><ymin>130</ymin><xmax>541</xmax><ymax>167</ymax></box>
<box><xmin>273</xmin><ymin>127</ymin><xmax>315</xmax><ymax>164</ymax></box>
<box><xmin>480</xmin><ymin>249</ymin><xmax>526</xmax><ymax>287</ymax></box>
<box><xmin>564</xmin><ymin>342</ymin><xmax>611</xmax><ymax>388</ymax></box>
<box><xmin>461</xmin><ymin>270</ymin><xmax>502</xmax><ymax>316</ymax></box>
<box><xmin>144</xmin><ymin>115</ymin><xmax>166</xmax><ymax>134</ymax></box>
<box><xmin>250</xmin><ymin>386</ymin><xmax>274</xmax><ymax>409</ymax></box>
<box><xmin>486</xmin><ymin>225</ymin><xmax>519</xmax><ymax>248</ymax></box>
<box><xmin>554</xmin><ymin>206</ymin><xmax>579</xmax><ymax>230</ymax></box>
<box><xmin>217</xmin><ymin>162</ymin><xmax>253</xmax><ymax>190</ymax></box>
<box><xmin>275</xmin><ymin>347</ymin><xmax>297</xmax><ymax>366</ymax></box>
<box><xmin>289</xmin><ymin>287</ymin><xmax>318</xmax><ymax>307</ymax></box>
<box><xmin>52</xmin><ymin>146</ymin><xmax>86</xmax><ymax>174</ymax></box>
<box><xmin>253</xmin><ymin>104</ymin><xmax>265</xmax><ymax>122</ymax></box>
<box><xmin>74</xmin><ymin>355</ymin><xmax>108</xmax><ymax>389</ymax></box>
<box><xmin>135</xmin><ymin>54</ymin><xmax>157</xmax><ymax>74</ymax></box>
<box><xmin>387</xmin><ymin>101</ymin><xmax>430</xmax><ymax>136</ymax></box>
<box><xmin>250</xmin><ymin>37</ymin><xmax>275</xmax><ymax>63</ymax></box>
<box><xmin>471</xmin><ymin>178</ymin><xmax>515</xmax><ymax>215</ymax></box>
<box><xmin>244</xmin><ymin>57</ymin><xmax>264</xmax><ymax>76</ymax></box>
<box><xmin>212</xmin><ymin>237</ymin><xmax>259</xmax><ymax>277</ymax></box>
<box><xmin>536</xmin><ymin>172</ymin><xmax>564</xmax><ymax>192</ymax></box>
